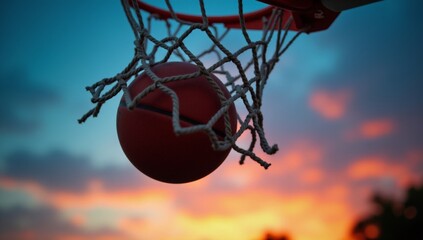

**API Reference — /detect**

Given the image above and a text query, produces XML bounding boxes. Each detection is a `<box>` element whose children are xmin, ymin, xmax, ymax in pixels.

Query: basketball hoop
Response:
<box><xmin>79</xmin><ymin>0</ymin><xmax>381</xmax><ymax>171</ymax></box>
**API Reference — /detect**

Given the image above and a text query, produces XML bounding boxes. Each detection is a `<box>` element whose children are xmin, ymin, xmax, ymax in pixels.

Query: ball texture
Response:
<box><xmin>116</xmin><ymin>62</ymin><xmax>237</xmax><ymax>183</ymax></box>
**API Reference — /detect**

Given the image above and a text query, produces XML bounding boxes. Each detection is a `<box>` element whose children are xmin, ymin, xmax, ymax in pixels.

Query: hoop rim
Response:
<box><xmin>134</xmin><ymin>0</ymin><xmax>276</xmax><ymax>28</ymax></box>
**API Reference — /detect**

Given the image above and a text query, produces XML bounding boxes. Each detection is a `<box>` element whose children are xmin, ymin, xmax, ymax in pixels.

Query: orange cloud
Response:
<box><xmin>406</xmin><ymin>150</ymin><xmax>423</xmax><ymax>166</ymax></box>
<box><xmin>28</xmin><ymin>183</ymin><xmax>351</xmax><ymax>240</ymax></box>
<box><xmin>217</xmin><ymin>141</ymin><xmax>325</xmax><ymax>187</ymax></box>
<box><xmin>0</xmin><ymin>172</ymin><xmax>362</xmax><ymax>240</ymax></box>
<box><xmin>155</xmin><ymin>190</ymin><xmax>354</xmax><ymax>240</ymax></box>
<box><xmin>0</xmin><ymin>177</ymin><xmax>47</xmax><ymax>205</ymax></box>
<box><xmin>216</xmin><ymin>157</ymin><xmax>264</xmax><ymax>188</ymax></box>
<box><xmin>50</xmin><ymin>184</ymin><xmax>172</xmax><ymax>210</ymax></box>
<box><xmin>0</xmin><ymin>177</ymin><xmax>44</xmax><ymax>194</ymax></box>
<box><xmin>4</xmin><ymin>142</ymin><xmax>420</xmax><ymax>240</ymax></box>
<box><xmin>300</xmin><ymin>168</ymin><xmax>324</xmax><ymax>184</ymax></box>
<box><xmin>268</xmin><ymin>141</ymin><xmax>324</xmax><ymax>178</ymax></box>
<box><xmin>2</xmin><ymin>170</ymin><xmax>354</xmax><ymax>240</ymax></box>
<box><xmin>68</xmin><ymin>214</ymin><xmax>87</xmax><ymax>228</ymax></box>
<box><xmin>309</xmin><ymin>89</ymin><xmax>351</xmax><ymax>120</ymax></box>
<box><xmin>359</xmin><ymin>119</ymin><xmax>395</xmax><ymax>139</ymax></box>
<box><xmin>347</xmin><ymin>155</ymin><xmax>419</xmax><ymax>186</ymax></box>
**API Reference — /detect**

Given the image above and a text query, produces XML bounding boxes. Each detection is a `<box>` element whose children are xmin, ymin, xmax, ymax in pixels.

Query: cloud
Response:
<box><xmin>1</xmin><ymin>150</ymin><xmax>147</xmax><ymax>192</ymax></box>
<box><xmin>0</xmin><ymin>145</ymin><xmax>354</xmax><ymax>240</ymax></box>
<box><xmin>0</xmin><ymin>70</ymin><xmax>59</xmax><ymax>134</ymax></box>
<box><xmin>0</xmin><ymin>205</ymin><xmax>126</xmax><ymax>240</ymax></box>
<box><xmin>345</xmin><ymin>118</ymin><xmax>396</xmax><ymax>140</ymax></box>
<box><xmin>347</xmin><ymin>155</ymin><xmax>421</xmax><ymax>186</ymax></box>
<box><xmin>299</xmin><ymin>168</ymin><xmax>324</xmax><ymax>184</ymax></box>
<box><xmin>308</xmin><ymin>1</ymin><xmax>423</xmax><ymax>129</ymax></box>
<box><xmin>165</xmin><ymin>190</ymin><xmax>353</xmax><ymax>240</ymax></box>
<box><xmin>358</xmin><ymin>119</ymin><xmax>395</xmax><ymax>139</ymax></box>
<box><xmin>210</xmin><ymin>140</ymin><xmax>331</xmax><ymax>195</ymax></box>
<box><xmin>265</xmin><ymin>141</ymin><xmax>324</xmax><ymax>182</ymax></box>
<box><xmin>309</xmin><ymin>89</ymin><xmax>352</xmax><ymax>120</ymax></box>
<box><xmin>1</xmin><ymin>146</ymin><xmax>421</xmax><ymax>240</ymax></box>
<box><xmin>51</xmin><ymin>185</ymin><xmax>353</xmax><ymax>240</ymax></box>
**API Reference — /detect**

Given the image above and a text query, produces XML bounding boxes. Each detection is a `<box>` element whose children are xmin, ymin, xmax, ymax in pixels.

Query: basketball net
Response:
<box><xmin>79</xmin><ymin>0</ymin><xmax>308</xmax><ymax>168</ymax></box>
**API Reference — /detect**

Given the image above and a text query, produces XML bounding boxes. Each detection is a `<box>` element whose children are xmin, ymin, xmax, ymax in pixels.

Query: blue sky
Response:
<box><xmin>0</xmin><ymin>1</ymin><xmax>422</xmax><ymax>239</ymax></box>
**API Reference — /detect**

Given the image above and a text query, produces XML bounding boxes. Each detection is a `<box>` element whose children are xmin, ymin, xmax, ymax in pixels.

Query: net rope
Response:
<box><xmin>79</xmin><ymin>0</ymin><xmax>307</xmax><ymax>169</ymax></box>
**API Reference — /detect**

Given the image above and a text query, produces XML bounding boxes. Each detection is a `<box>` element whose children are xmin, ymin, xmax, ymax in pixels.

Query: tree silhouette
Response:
<box><xmin>351</xmin><ymin>184</ymin><xmax>423</xmax><ymax>240</ymax></box>
<box><xmin>261</xmin><ymin>231</ymin><xmax>291</xmax><ymax>240</ymax></box>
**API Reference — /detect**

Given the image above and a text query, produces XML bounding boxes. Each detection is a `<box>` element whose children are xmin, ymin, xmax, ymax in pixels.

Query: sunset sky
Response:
<box><xmin>1</xmin><ymin>1</ymin><xmax>422</xmax><ymax>240</ymax></box>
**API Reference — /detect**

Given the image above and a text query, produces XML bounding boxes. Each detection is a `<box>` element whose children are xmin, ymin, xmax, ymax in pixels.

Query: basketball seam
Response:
<box><xmin>120</xmin><ymin>102</ymin><xmax>227</xmax><ymax>138</ymax></box>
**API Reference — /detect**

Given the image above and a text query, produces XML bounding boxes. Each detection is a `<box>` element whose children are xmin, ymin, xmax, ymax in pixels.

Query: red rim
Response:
<box><xmin>134</xmin><ymin>0</ymin><xmax>275</xmax><ymax>28</ymax></box>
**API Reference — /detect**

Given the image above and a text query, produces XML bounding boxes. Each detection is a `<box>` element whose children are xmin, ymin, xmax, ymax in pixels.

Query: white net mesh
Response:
<box><xmin>79</xmin><ymin>0</ymin><xmax>308</xmax><ymax>168</ymax></box>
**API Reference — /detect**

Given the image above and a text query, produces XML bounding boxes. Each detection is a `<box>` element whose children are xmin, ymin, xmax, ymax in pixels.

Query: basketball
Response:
<box><xmin>116</xmin><ymin>62</ymin><xmax>237</xmax><ymax>183</ymax></box>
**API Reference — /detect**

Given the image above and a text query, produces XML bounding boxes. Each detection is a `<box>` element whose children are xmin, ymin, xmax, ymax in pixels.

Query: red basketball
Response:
<box><xmin>116</xmin><ymin>62</ymin><xmax>237</xmax><ymax>183</ymax></box>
